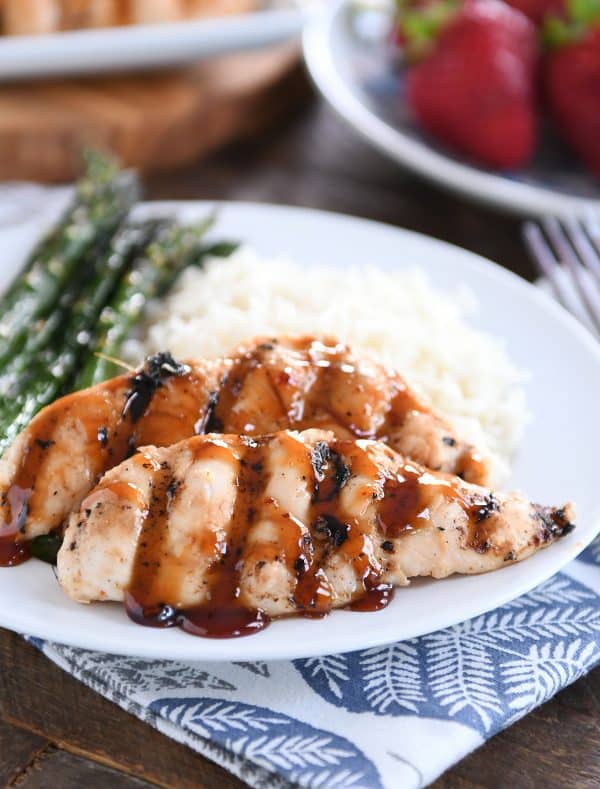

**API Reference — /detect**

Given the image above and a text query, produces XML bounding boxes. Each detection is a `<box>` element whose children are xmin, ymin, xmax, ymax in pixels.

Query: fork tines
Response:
<box><xmin>523</xmin><ymin>215</ymin><xmax>600</xmax><ymax>336</ymax></box>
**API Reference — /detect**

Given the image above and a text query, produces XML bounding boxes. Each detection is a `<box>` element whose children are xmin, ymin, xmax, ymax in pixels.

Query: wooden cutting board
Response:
<box><xmin>0</xmin><ymin>42</ymin><xmax>307</xmax><ymax>182</ymax></box>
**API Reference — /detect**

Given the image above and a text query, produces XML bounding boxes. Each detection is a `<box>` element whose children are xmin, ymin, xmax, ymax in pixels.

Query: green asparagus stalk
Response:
<box><xmin>0</xmin><ymin>216</ymin><xmax>215</xmax><ymax>454</ymax></box>
<box><xmin>0</xmin><ymin>220</ymin><xmax>163</xmax><ymax>454</ymax></box>
<box><xmin>30</xmin><ymin>533</ymin><xmax>63</xmax><ymax>565</ymax></box>
<box><xmin>192</xmin><ymin>241</ymin><xmax>239</xmax><ymax>262</ymax></box>
<box><xmin>6</xmin><ymin>220</ymin><xmax>163</xmax><ymax>384</ymax></box>
<box><xmin>0</xmin><ymin>151</ymin><xmax>121</xmax><ymax>315</ymax></box>
<box><xmin>0</xmin><ymin>151</ymin><xmax>139</xmax><ymax>368</ymax></box>
<box><xmin>75</xmin><ymin>215</ymin><xmax>215</xmax><ymax>389</ymax></box>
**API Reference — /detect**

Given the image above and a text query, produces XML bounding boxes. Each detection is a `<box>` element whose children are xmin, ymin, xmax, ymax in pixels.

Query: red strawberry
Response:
<box><xmin>503</xmin><ymin>0</ymin><xmax>564</xmax><ymax>26</ymax></box>
<box><xmin>402</xmin><ymin>0</ymin><xmax>540</xmax><ymax>169</ymax></box>
<box><xmin>545</xmin><ymin>2</ymin><xmax>600</xmax><ymax>176</ymax></box>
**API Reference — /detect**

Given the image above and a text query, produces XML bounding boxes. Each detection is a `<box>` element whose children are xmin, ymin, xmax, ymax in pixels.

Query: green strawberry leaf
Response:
<box><xmin>544</xmin><ymin>16</ymin><xmax>577</xmax><ymax>45</ymax></box>
<box><xmin>569</xmin><ymin>0</ymin><xmax>600</xmax><ymax>25</ymax></box>
<box><xmin>545</xmin><ymin>0</ymin><xmax>600</xmax><ymax>47</ymax></box>
<box><xmin>398</xmin><ymin>0</ymin><xmax>459</xmax><ymax>59</ymax></box>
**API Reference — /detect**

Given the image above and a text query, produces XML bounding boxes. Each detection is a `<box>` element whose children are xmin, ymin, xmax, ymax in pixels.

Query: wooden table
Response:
<box><xmin>1</xmin><ymin>93</ymin><xmax>599</xmax><ymax>788</ymax></box>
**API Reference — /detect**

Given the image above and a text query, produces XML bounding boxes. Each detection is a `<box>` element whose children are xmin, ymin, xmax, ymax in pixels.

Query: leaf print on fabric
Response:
<box><xmin>235</xmin><ymin>661</ymin><xmax>271</xmax><ymax>678</ymax></box>
<box><xmin>506</xmin><ymin>576</ymin><xmax>595</xmax><ymax>608</ymax></box>
<box><xmin>155</xmin><ymin>699</ymin><xmax>285</xmax><ymax>735</ymax></box>
<box><xmin>424</xmin><ymin>625</ymin><xmax>502</xmax><ymax>731</ymax></box>
<box><xmin>288</xmin><ymin>767</ymin><xmax>375</xmax><ymax>788</ymax></box>
<box><xmin>295</xmin><ymin>573</ymin><xmax>599</xmax><ymax>736</ymax></box>
<box><xmin>448</xmin><ymin>605</ymin><xmax>600</xmax><ymax>648</ymax></box>
<box><xmin>578</xmin><ymin>535</ymin><xmax>600</xmax><ymax>567</ymax></box>
<box><xmin>502</xmin><ymin>639</ymin><xmax>598</xmax><ymax>717</ymax></box>
<box><xmin>233</xmin><ymin>733</ymin><xmax>352</xmax><ymax>771</ymax></box>
<box><xmin>360</xmin><ymin>643</ymin><xmax>425</xmax><ymax>713</ymax></box>
<box><xmin>150</xmin><ymin>697</ymin><xmax>383</xmax><ymax>789</ymax></box>
<box><xmin>298</xmin><ymin>655</ymin><xmax>350</xmax><ymax>700</ymax></box>
<box><xmin>50</xmin><ymin>646</ymin><xmax>236</xmax><ymax>697</ymax></box>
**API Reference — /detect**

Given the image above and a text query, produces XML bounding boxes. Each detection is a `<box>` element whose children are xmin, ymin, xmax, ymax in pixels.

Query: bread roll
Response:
<box><xmin>185</xmin><ymin>0</ymin><xmax>256</xmax><ymax>17</ymax></box>
<box><xmin>129</xmin><ymin>0</ymin><xmax>185</xmax><ymax>23</ymax></box>
<box><xmin>60</xmin><ymin>1</ymin><xmax>128</xmax><ymax>29</ymax></box>
<box><xmin>3</xmin><ymin>0</ymin><xmax>59</xmax><ymax>34</ymax></box>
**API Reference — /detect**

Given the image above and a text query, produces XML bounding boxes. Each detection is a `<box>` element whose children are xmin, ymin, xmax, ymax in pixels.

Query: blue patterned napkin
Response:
<box><xmin>29</xmin><ymin>537</ymin><xmax>599</xmax><ymax>788</ymax></box>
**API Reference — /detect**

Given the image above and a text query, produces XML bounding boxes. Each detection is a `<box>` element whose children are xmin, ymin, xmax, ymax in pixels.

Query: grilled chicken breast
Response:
<box><xmin>57</xmin><ymin>429</ymin><xmax>574</xmax><ymax>637</ymax></box>
<box><xmin>1</xmin><ymin>337</ymin><xmax>489</xmax><ymax>559</ymax></box>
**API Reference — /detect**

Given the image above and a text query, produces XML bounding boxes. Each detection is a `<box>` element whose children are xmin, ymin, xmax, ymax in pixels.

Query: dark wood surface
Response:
<box><xmin>1</xmin><ymin>79</ymin><xmax>598</xmax><ymax>788</ymax></box>
<box><xmin>0</xmin><ymin>43</ymin><xmax>308</xmax><ymax>182</ymax></box>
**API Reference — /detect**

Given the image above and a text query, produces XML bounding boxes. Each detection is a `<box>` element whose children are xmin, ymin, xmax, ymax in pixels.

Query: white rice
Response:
<box><xmin>124</xmin><ymin>248</ymin><xmax>528</xmax><ymax>485</ymax></box>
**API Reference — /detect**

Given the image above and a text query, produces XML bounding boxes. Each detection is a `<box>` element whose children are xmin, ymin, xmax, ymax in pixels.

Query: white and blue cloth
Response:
<box><xmin>29</xmin><ymin>537</ymin><xmax>600</xmax><ymax>788</ymax></box>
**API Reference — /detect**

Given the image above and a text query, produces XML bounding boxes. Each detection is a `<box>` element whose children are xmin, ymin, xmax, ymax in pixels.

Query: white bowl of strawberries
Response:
<box><xmin>303</xmin><ymin>0</ymin><xmax>600</xmax><ymax>216</ymax></box>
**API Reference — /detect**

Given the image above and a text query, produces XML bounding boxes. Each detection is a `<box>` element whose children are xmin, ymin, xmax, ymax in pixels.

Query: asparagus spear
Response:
<box><xmin>0</xmin><ymin>151</ymin><xmax>122</xmax><ymax>313</ymax></box>
<box><xmin>75</xmin><ymin>215</ymin><xmax>214</xmax><ymax>388</ymax></box>
<box><xmin>1</xmin><ymin>220</ymin><xmax>163</xmax><ymax>396</ymax></box>
<box><xmin>30</xmin><ymin>533</ymin><xmax>63</xmax><ymax>565</ymax></box>
<box><xmin>0</xmin><ymin>152</ymin><xmax>139</xmax><ymax>368</ymax></box>
<box><xmin>0</xmin><ymin>216</ymin><xmax>215</xmax><ymax>454</ymax></box>
<box><xmin>192</xmin><ymin>241</ymin><xmax>239</xmax><ymax>261</ymax></box>
<box><xmin>0</xmin><ymin>221</ymin><xmax>162</xmax><ymax>453</ymax></box>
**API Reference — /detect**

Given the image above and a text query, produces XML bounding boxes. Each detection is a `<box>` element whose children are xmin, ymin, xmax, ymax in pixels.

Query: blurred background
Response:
<box><xmin>0</xmin><ymin>0</ymin><xmax>597</xmax><ymax>280</ymax></box>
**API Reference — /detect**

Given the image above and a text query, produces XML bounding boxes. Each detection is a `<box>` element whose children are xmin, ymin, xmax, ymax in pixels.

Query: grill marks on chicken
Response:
<box><xmin>57</xmin><ymin>429</ymin><xmax>575</xmax><ymax>638</ymax></box>
<box><xmin>0</xmin><ymin>352</ymin><xmax>221</xmax><ymax>561</ymax></box>
<box><xmin>0</xmin><ymin>337</ymin><xmax>489</xmax><ymax>562</ymax></box>
<box><xmin>209</xmin><ymin>338</ymin><xmax>488</xmax><ymax>483</ymax></box>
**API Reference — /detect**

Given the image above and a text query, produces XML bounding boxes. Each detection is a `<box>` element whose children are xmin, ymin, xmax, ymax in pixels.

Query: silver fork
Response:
<box><xmin>523</xmin><ymin>215</ymin><xmax>600</xmax><ymax>337</ymax></box>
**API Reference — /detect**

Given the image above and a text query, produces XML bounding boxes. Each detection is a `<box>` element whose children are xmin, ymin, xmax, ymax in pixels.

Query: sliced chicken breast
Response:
<box><xmin>57</xmin><ymin>429</ymin><xmax>574</xmax><ymax>637</ymax></box>
<box><xmin>1</xmin><ymin>337</ymin><xmax>489</xmax><ymax>559</ymax></box>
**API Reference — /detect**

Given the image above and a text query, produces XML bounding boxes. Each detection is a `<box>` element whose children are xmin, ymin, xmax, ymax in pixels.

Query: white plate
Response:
<box><xmin>0</xmin><ymin>4</ymin><xmax>303</xmax><ymax>81</ymax></box>
<box><xmin>1</xmin><ymin>200</ymin><xmax>599</xmax><ymax>661</ymax></box>
<box><xmin>303</xmin><ymin>0</ymin><xmax>600</xmax><ymax>217</ymax></box>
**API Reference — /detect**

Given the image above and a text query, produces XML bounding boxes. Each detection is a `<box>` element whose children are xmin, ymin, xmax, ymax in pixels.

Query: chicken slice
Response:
<box><xmin>0</xmin><ymin>353</ymin><xmax>221</xmax><ymax>552</ymax></box>
<box><xmin>1</xmin><ymin>337</ymin><xmax>488</xmax><ymax>558</ymax></box>
<box><xmin>57</xmin><ymin>430</ymin><xmax>575</xmax><ymax>637</ymax></box>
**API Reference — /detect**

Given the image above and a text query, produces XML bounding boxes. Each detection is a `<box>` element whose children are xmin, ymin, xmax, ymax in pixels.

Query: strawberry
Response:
<box><xmin>544</xmin><ymin>0</ymin><xmax>600</xmax><ymax>176</ymax></box>
<box><xmin>503</xmin><ymin>0</ymin><xmax>565</xmax><ymax>26</ymax></box>
<box><xmin>401</xmin><ymin>0</ymin><xmax>540</xmax><ymax>169</ymax></box>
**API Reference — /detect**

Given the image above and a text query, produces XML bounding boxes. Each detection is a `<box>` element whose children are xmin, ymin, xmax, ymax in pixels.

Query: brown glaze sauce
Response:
<box><xmin>266</xmin><ymin>437</ymin><xmax>496</xmax><ymax>623</ymax></box>
<box><xmin>1</xmin><ymin>427</ymin><xmax>54</xmax><ymax>566</ymax></box>
<box><xmin>457</xmin><ymin>451</ymin><xmax>489</xmax><ymax>487</ymax></box>
<box><xmin>349</xmin><ymin>585</ymin><xmax>395</xmax><ymax>612</ymax></box>
<box><xmin>208</xmin><ymin>338</ymin><xmax>488</xmax><ymax>487</ymax></box>
<box><xmin>316</xmin><ymin>441</ymin><xmax>399</xmax><ymax>614</ymax></box>
<box><xmin>0</xmin><ymin>484</ymin><xmax>32</xmax><ymax>566</ymax></box>
<box><xmin>119</xmin><ymin>430</ymin><xmax>398</xmax><ymax>638</ymax></box>
<box><xmin>209</xmin><ymin>339</ymin><xmax>427</xmax><ymax>443</ymax></box>
<box><xmin>125</xmin><ymin>437</ymin><xmax>272</xmax><ymax>638</ymax></box>
<box><xmin>1</xmin><ymin>340</ymin><xmax>484</xmax><ymax>567</ymax></box>
<box><xmin>1</xmin><ymin>477</ymin><xmax>36</xmax><ymax>566</ymax></box>
<box><xmin>97</xmin><ymin>480</ymin><xmax>149</xmax><ymax>509</ymax></box>
<box><xmin>0</xmin><ymin>536</ymin><xmax>30</xmax><ymax>566</ymax></box>
<box><xmin>121</xmin><ymin>431</ymin><xmax>483</xmax><ymax>639</ymax></box>
<box><xmin>377</xmin><ymin>472</ymin><xmax>426</xmax><ymax>538</ymax></box>
<box><xmin>117</xmin><ymin>422</ymin><xmax>571</xmax><ymax>638</ymax></box>
<box><xmin>0</xmin><ymin>357</ymin><xmax>217</xmax><ymax>567</ymax></box>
